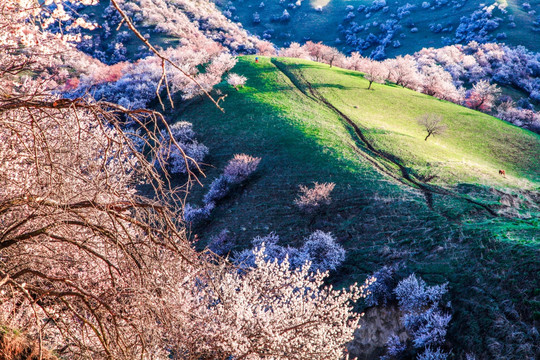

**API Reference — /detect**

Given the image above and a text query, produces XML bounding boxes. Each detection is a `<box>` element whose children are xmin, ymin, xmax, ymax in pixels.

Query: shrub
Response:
<box><xmin>300</xmin><ymin>231</ymin><xmax>346</xmax><ymax>272</ymax></box>
<box><xmin>159</xmin><ymin>122</ymin><xmax>209</xmax><ymax>174</ymax></box>
<box><xmin>381</xmin><ymin>334</ymin><xmax>406</xmax><ymax>359</ymax></box>
<box><xmin>203</xmin><ymin>175</ymin><xmax>231</xmax><ymax>204</ymax></box>
<box><xmin>404</xmin><ymin>307</ymin><xmax>451</xmax><ymax>348</ymax></box>
<box><xmin>294</xmin><ymin>182</ymin><xmax>335</xmax><ymax>213</ymax></box>
<box><xmin>393</xmin><ymin>275</ymin><xmax>451</xmax><ymax>356</ymax></box>
<box><xmin>184</xmin><ymin>202</ymin><xmax>215</xmax><ymax>223</ymax></box>
<box><xmin>163</xmin><ymin>140</ymin><xmax>209</xmax><ymax>174</ymax></box>
<box><xmin>234</xmin><ymin>233</ymin><xmax>296</xmax><ymax>269</ymax></box>
<box><xmin>394</xmin><ymin>274</ymin><xmax>448</xmax><ymax>312</ymax></box>
<box><xmin>223</xmin><ymin>154</ymin><xmax>261</xmax><ymax>183</ymax></box>
<box><xmin>234</xmin><ymin>231</ymin><xmax>346</xmax><ymax>273</ymax></box>
<box><xmin>169</xmin><ymin>121</ymin><xmax>197</xmax><ymax>142</ymax></box>
<box><xmin>365</xmin><ymin>266</ymin><xmax>397</xmax><ymax>306</ymax></box>
<box><xmin>190</xmin><ymin>154</ymin><xmax>261</xmax><ymax>224</ymax></box>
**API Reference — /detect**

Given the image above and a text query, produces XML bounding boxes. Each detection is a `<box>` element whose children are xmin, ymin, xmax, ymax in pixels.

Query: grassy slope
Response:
<box><xmin>174</xmin><ymin>56</ymin><xmax>540</xmax><ymax>357</ymax></box>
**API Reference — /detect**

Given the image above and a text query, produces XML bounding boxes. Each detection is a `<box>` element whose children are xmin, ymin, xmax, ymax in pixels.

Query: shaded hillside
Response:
<box><xmin>174</xmin><ymin>56</ymin><xmax>539</xmax><ymax>358</ymax></box>
<box><xmin>213</xmin><ymin>0</ymin><xmax>540</xmax><ymax>58</ymax></box>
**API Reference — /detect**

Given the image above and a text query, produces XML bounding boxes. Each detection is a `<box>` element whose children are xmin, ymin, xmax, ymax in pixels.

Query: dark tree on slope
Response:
<box><xmin>417</xmin><ymin>113</ymin><xmax>447</xmax><ymax>141</ymax></box>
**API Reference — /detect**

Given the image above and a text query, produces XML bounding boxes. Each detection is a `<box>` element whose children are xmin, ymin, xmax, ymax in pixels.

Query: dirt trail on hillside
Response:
<box><xmin>271</xmin><ymin>58</ymin><xmax>499</xmax><ymax>217</ymax></box>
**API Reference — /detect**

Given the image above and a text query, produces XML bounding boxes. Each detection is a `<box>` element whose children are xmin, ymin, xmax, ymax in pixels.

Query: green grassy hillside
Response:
<box><xmin>173</xmin><ymin>56</ymin><xmax>540</xmax><ymax>358</ymax></box>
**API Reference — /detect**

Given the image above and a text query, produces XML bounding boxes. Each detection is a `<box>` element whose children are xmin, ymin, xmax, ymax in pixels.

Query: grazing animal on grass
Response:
<box><xmin>499</xmin><ymin>169</ymin><xmax>506</xmax><ymax>177</ymax></box>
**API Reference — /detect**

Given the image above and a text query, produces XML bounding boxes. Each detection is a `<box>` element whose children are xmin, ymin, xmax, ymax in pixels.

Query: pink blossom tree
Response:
<box><xmin>295</xmin><ymin>182</ymin><xmax>336</xmax><ymax>213</ymax></box>
<box><xmin>465</xmin><ymin>80</ymin><xmax>501</xmax><ymax>111</ymax></box>
<box><xmin>364</xmin><ymin>60</ymin><xmax>388</xmax><ymax>90</ymax></box>
<box><xmin>227</xmin><ymin>73</ymin><xmax>248</xmax><ymax>90</ymax></box>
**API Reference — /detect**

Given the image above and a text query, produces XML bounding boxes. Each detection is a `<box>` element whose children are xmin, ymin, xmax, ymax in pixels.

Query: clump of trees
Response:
<box><xmin>157</xmin><ymin>121</ymin><xmax>209</xmax><ymax>174</ymax></box>
<box><xmin>365</xmin><ymin>270</ymin><xmax>452</xmax><ymax>360</ymax></box>
<box><xmin>394</xmin><ymin>275</ymin><xmax>451</xmax><ymax>357</ymax></box>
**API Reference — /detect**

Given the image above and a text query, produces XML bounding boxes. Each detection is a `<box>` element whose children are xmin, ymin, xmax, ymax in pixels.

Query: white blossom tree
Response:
<box><xmin>227</xmin><ymin>73</ymin><xmax>248</xmax><ymax>90</ymax></box>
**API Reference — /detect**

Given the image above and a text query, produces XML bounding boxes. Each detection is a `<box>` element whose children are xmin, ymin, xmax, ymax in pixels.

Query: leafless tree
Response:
<box><xmin>417</xmin><ymin>113</ymin><xmax>447</xmax><ymax>141</ymax></box>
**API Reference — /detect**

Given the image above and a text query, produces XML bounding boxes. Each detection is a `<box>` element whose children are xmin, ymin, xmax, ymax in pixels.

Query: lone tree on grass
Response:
<box><xmin>417</xmin><ymin>113</ymin><xmax>447</xmax><ymax>141</ymax></box>
<box><xmin>227</xmin><ymin>73</ymin><xmax>247</xmax><ymax>90</ymax></box>
<box><xmin>294</xmin><ymin>182</ymin><xmax>335</xmax><ymax>213</ymax></box>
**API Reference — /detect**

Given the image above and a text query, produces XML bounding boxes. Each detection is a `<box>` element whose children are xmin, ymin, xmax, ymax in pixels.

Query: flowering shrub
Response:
<box><xmin>234</xmin><ymin>231</ymin><xmax>346</xmax><ymax>273</ymax></box>
<box><xmin>184</xmin><ymin>202</ymin><xmax>215</xmax><ymax>223</ymax></box>
<box><xmin>381</xmin><ymin>334</ymin><xmax>407</xmax><ymax>359</ymax></box>
<box><xmin>186</xmin><ymin>154</ymin><xmax>261</xmax><ymax>223</ymax></box>
<box><xmin>294</xmin><ymin>182</ymin><xmax>335</xmax><ymax>213</ymax></box>
<box><xmin>203</xmin><ymin>175</ymin><xmax>231</xmax><ymax>204</ymax></box>
<box><xmin>404</xmin><ymin>307</ymin><xmax>451</xmax><ymax>348</ymax></box>
<box><xmin>393</xmin><ymin>274</ymin><xmax>451</xmax><ymax>359</ymax></box>
<box><xmin>234</xmin><ymin>232</ymin><xmax>296</xmax><ymax>269</ymax></box>
<box><xmin>417</xmin><ymin>346</ymin><xmax>449</xmax><ymax>360</ymax></box>
<box><xmin>223</xmin><ymin>154</ymin><xmax>261</xmax><ymax>183</ymax></box>
<box><xmin>394</xmin><ymin>274</ymin><xmax>448</xmax><ymax>312</ymax></box>
<box><xmin>300</xmin><ymin>230</ymin><xmax>346</xmax><ymax>272</ymax></box>
<box><xmin>227</xmin><ymin>73</ymin><xmax>247</xmax><ymax>90</ymax></box>
<box><xmin>365</xmin><ymin>266</ymin><xmax>397</xmax><ymax>306</ymax></box>
<box><xmin>158</xmin><ymin>122</ymin><xmax>209</xmax><ymax>175</ymax></box>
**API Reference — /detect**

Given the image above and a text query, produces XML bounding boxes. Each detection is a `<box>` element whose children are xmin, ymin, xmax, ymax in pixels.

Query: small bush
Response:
<box><xmin>234</xmin><ymin>231</ymin><xmax>345</xmax><ymax>272</ymax></box>
<box><xmin>159</xmin><ymin>122</ymin><xmax>209</xmax><ymax>174</ymax></box>
<box><xmin>381</xmin><ymin>334</ymin><xmax>406</xmax><ymax>359</ymax></box>
<box><xmin>168</xmin><ymin>141</ymin><xmax>209</xmax><ymax>174</ymax></box>
<box><xmin>300</xmin><ymin>231</ymin><xmax>345</xmax><ymax>272</ymax></box>
<box><xmin>404</xmin><ymin>307</ymin><xmax>451</xmax><ymax>348</ymax></box>
<box><xmin>394</xmin><ymin>274</ymin><xmax>447</xmax><ymax>312</ymax></box>
<box><xmin>294</xmin><ymin>182</ymin><xmax>335</xmax><ymax>213</ymax></box>
<box><xmin>393</xmin><ymin>274</ymin><xmax>451</xmax><ymax>356</ymax></box>
<box><xmin>365</xmin><ymin>266</ymin><xmax>397</xmax><ymax>306</ymax></box>
<box><xmin>234</xmin><ymin>233</ymin><xmax>295</xmax><ymax>269</ymax></box>
<box><xmin>226</xmin><ymin>73</ymin><xmax>247</xmax><ymax>90</ymax></box>
<box><xmin>203</xmin><ymin>175</ymin><xmax>231</xmax><ymax>204</ymax></box>
<box><xmin>223</xmin><ymin>154</ymin><xmax>261</xmax><ymax>183</ymax></box>
<box><xmin>184</xmin><ymin>202</ymin><xmax>215</xmax><ymax>223</ymax></box>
